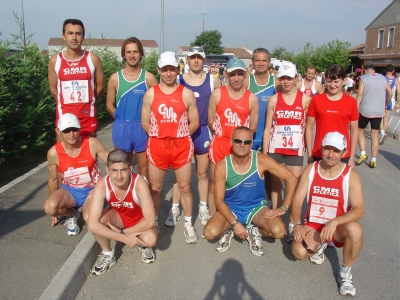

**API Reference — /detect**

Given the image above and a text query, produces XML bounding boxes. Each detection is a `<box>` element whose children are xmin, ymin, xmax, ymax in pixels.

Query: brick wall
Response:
<box><xmin>365</xmin><ymin>23</ymin><xmax>400</xmax><ymax>54</ymax></box>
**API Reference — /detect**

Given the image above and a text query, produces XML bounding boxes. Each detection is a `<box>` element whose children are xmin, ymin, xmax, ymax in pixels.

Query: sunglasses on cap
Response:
<box><xmin>61</xmin><ymin>127</ymin><xmax>80</xmax><ymax>134</ymax></box>
<box><xmin>302</xmin><ymin>229</ymin><xmax>324</xmax><ymax>254</ymax></box>
<box><xmin>233</xmin><ymin>139</ymin><xmax>252</xmax><ymax>145</ymax></box>
<box><xmin>188</xmin><ymin>46</ymin><xmax>204</xmax><ymax>53</ymax></box>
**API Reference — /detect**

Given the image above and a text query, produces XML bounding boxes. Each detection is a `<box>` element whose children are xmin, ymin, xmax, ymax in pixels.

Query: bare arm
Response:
<box><xmin>396</xmin><ymin>78</ymin><xmax>400</xmax><ymax>108</ymax></box>
<box><xmin>183</xmin><ymin>87</ymin><xmax>199</xmax><ymax>135</ymax></box>
<box><xmin>356</xmin><ymin>79</ymin><xmax>364</xmax><ymax>108</ymax></box>
<box><xmin>262</xmin><ymin>94</ymin><xmax>277</xmax><ymax>153</ymax></box>
<box><xmin>48</xmin><ymin>55</ymin><xmax>58</xmax><ymax>101</ymax></box>
<box><xmin>302</xmin><ymin>94</ymin><xmax>312</xmax><ymax>114</ymax></box>
<box><xmin>141</xmin><ymin>88</ymin><xmax>154</xmax><ymax>134</ymax></box>
<box><xmin>213</xmin><ymin>75</ymin><xmax>221</xmax><ymax>89</ymax></box>
<box><xmin>47</xmin><ymin>147</ymin><xmax>60</xmax><ymax>195</ymax></box>
<box><xmin>91</xmin><ymin>53</ymin><xmax>104</xmax><ymax>99</ymax></box>
<box><xmin>248</xmin><ymin>93</ymin><xmax>259</xmax><ymax>133</ymax></box>
<box><xmin>305</xmin><ymin>116</ymin><xmax>315</xmax><ymax>162</ymax></box>
<box><xmin>385</xmin><ymin>81</ymin><xmax>393</xmax><ymax>107</ymax></box>
<box><xmin>348</xmin><ymin>120</ymin><xmax>358</xmax><ymax>168</ymax></box>
<box><xmin>89</xmin><ymin>137</ymin><xmax>109</xmax><ymax>164</ymax></box>
<box><xmin>145</xmin><ymin>71</ymin><xmax>158</xmax><ymax>88</ymax></box>
<box><xmin>208</xmin><ymin>88</ymin><xmax>220</xmax><ymax>133</ymax></box>
<box><xmin>316</xmin><ymin>81</ymin><xmax>324</xmax><ymax>94</ymax></box>
<box><xmin>105</xmin><ymin>72</ymin><xmax>118</xmax><ymax>119</ymax></box>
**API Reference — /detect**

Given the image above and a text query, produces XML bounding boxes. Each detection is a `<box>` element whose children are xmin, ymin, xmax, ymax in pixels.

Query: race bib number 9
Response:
<box><xmin>309</xmin><ymin>196</ymin><xmax>338</xmax><ymax>224</ymax></box>
<box><xmin>62</xmin><ymin>80</ymin><xmax>89</xmax><ymax>104</ymax></box>
<box><xmin>275</xmin><ymin>125</ymin><xmax>302</xmax><ymax>149</ymax></box>
<box><xmin>63</xmin><ymin>166</ymin><xmax>92</xmax><ymax>188</ymax></box>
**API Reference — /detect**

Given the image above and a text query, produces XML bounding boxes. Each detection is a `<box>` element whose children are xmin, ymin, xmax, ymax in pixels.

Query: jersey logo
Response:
<box><xmin>224</xmin><ymin>108</ymin><xmax>241</xmax><ymax>126</ymax></box>
<box><xmin>63</xmin><ymin>67</ymin><xmax>88</xmax><ymax>75</ymax></box>
<box><xmin>313</xmin><ymin>186</ymin><xmax>339</xmax><ymax>197</ymax></box>
<box><xmin>158</xmin><ymin>104</ymin><xmax>177</xmax><ymax>122</ymax></box>
<box><xmin>276</xmin><ymin>110</ymin><xmax>302</xmax><ymax>120</ymax></box>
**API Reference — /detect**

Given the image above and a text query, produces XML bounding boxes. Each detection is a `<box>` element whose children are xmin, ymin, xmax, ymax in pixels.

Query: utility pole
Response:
<box><xmin>21</xmin><ymin>0</ymin><xmax>26</xmax><ymax>48</ymax></box>
<box><xmin>160</xmin><ymin>0</ymin><xmax>164</xmax><ymax>54</ymax></box>
<box><xmin>202</xmin><ymin>0</ymin><xmax>205</xmax><ymax>47</ymax></box>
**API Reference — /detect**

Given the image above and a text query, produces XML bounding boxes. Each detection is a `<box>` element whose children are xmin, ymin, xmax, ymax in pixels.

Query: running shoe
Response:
<box><xmin>184</xmin><ymin>224</ymin><xmax>199</xmax><ymax>244</ymax></box>
<box><xmin>379</xmin><ymin>133</ymin><xmax>388</xmax><ymax>145</ymax></box>
<box><xmin>246</xmin><ymin>226</ymin><xmax>264</xmax><ymax>256</ymax></box>
<box><xmin>66</xmin><ymin>210</ymin><xmax>80</xmax><ymax>236</ymax></box>
<box><xmin>287</xmin><ymin>225</ymin><xmax>294</xmax><ymax>242</ymax></box>
<box><xmin>91</xmin><ymin>253</ymin><xmax>116</xmax><ymax>276</ymax></box>
<box><xmin>199</xmin><ymin>204</ymin><xmax>211</xmax><ymax>225</ymax></box>
<box><xmin>309</xmin><ymin>243</ymin><xmax>327</xmax><ymax>265</ymax></box>
<box><xmin>368</xmin><ymin>161</ymin><xmax>376</xmax><ymax>168</ymax></box>
<box><xmin>165</xmin><ymin>207</ymin><xmax>180</xmax><ymax>227</ymax></box>
<box><xmin>338</xmin><ymin>270</ymin><xmax>356</xmax><ymax>296</ymax></box>
<box><xmin>138</xmin><ymin>246</ymin><xmax>155</xmax><ymax>264</ymax></box>
<box><xmin>216</xmin><ymin>229</ymin><xmax>234</xmax><ymax>252</ymax></box>
<box><xmin>356</xmin><ymin>154</ymin><xmax>368</xmax><ymax>166</ymax></box>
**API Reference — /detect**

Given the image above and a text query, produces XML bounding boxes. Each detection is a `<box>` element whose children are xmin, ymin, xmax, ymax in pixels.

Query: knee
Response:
<box><xmin>150</xmin><ymin>183</ymin><xmax>162</xmax><ymax>194</ymax></box>
<box><xmin>142</xmin><ymin>230</ymin><xmax>158</xmax><ymax>248</ymax></box>
<box><xmin>204</xmin><ymin>224</ymin><xmax>220</xmax><ymax>240</ymax></box>
<box><xmin>43</xmin><ymin>198</ymin><xmax>58</xmax><ymax>216</ymax></box>
<box><xmin>344</xmin><ymin>221</ymin><xmax>363</xmax><ymax>242</ymax></box>
<box><xmin>178</xmin><ymin>184</ymin><xmax>191</xmax><ymax>195</ymax></box>
<box><xmin>269</xmin><ymin>223</ymin><xmax>286</xmax><ymax>239</ymax></box>
<box><xmin>292</xmin><ymin>242</ymin><xmax>307</xmax><ymax>261</ymax></box>
<box><xmin>197</xmin><ymin>171</ymin><xmax>208</xmax><ymax>182</ymax></box>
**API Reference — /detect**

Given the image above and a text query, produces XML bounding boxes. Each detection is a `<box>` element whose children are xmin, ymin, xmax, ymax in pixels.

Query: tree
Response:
<box><xmin>270</xmin><ymin>47</ymin><xmax>294</xmax><ymax>62</ymax></box>
<box><xmin>141</xmin><ymin>50</ymin><xmax>159</xmax><ymax>81</ymax></box>
<box><xmin>190</xmin><ymin>30</ymin><xmax>223</xmax><ymax>55</ymax></box>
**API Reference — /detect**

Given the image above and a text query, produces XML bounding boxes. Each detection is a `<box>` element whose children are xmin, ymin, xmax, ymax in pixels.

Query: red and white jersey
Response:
<box><xmin>268</xmin><ymin>90</ymin><xmax>306</xmax><ymax>156</ymax></box>
<box><xmin>300</xmin><ymin>79</ymin><xmax>317</xmax><ymax>97</ymax></box>
<box><xmin>55</xmin><ymin>137</ymin><xmax>100</xmax><ymax>188</ymax></box>
<box><xmin>305</xmin><ymin>162</ymin><xmax>351</xmax><ymax>225</ymax></box>
<box><xmin>54</xmin><ymin>51</ymin><xmax>96</xmax><ymax>123</ymax></box>
<box><xmin>212</xmin><ymin>86</ymin><xmax>251</xmax><ymax>139</ymax></box>
<box><xmin>148</xmin><ymin>85</ymin><xmax>190</xmax><ymax>139</ymax></box>
<box><xmin>105</xmin><ymin>173</ymin><xmax>144</xmax><ymax>224</ymax></box>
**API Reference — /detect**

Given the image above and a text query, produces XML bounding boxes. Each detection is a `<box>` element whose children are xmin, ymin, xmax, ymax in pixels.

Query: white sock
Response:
<box><xmin>184</xmin><ymin>216</ymin><xmax>192</xmax><ymax>226</ymax></box>
<box><xmin>371</xmin><ymin>157</ymin><xmax>376</xmax><ymax>162</ymax></box>
<box><xmin>380</xmin><ymin>130</ymin><xmax>385</xmax><ymax>135</ymax></box>
<box><xmin>341</xmin><ymin>263</ymin><xmax>351</xmax><ymax>274</ymax></box>
<box><xmin>103</xmin><ymin>249</ymin><xmax>114</xmax><ymax>257</ymax></box>
<box><xmin>172</xmin><ymin>203</ymin><xmax>179</xmax><ymax>209</ymax></box>
<box><xmin>199</xmin><ymin>201</ymin><xmax>208</xmax><ymax>207</ymax></box>
<box><xmin>288</xmin><ymin>222</ymin><xmax>294</xmax><ymax>228</ymax></box>
<box><xmin>360</xmin><ymin>151</ymin><xmax>366</xmax><ymax>156</ymax></box>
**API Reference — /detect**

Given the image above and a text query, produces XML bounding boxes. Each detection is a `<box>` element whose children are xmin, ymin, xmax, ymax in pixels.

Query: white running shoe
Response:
<box><xmin>165</xmin><ymin>207</ymin><xmax>180</xmax><ymax>227</ymax></box>
<box><xmin>309</xmin><ymin>243</ymin><xmax>327</xmax><ymax>265</ymax></box>
<box><xmin>199</xmin><ymin>204</ymin><xmax>211</xmax><ymax>225</ymax></box>
<box><xmin>184</xmin><ymin>224</ymin><xmax>199</xmax><ymax>244</ymax></box>
<box><xmin>216</xmin><ymin>229</ymin><xmax>234</xmax><ymax>252</ymax></box>
<box><xmin>379</xmin><ymin>133</ymin><xmax>387</xmax><ymax>145</ymax></box>
<box><xmin>138</xmin><ymin>246</ymin><xmax>155</xmax><ymax>264</ymax></box>
<box><xmin>91</xmin><ymin>253</ymin><xmax>116</xmax><ymax>276</ymax></box>
<box><xmin>246</xmin><ymin>226</ymin><xmax>264</xmax><ymax>256</ymax></box>
<box><xmin>338</xmin><ymin>270</ymin><xmax>356</xmax><ymax>296</ymax></box>
<box><xmin>66</xmin><ymin>210</ymin><xmax>80</xmax><ymax>236</ymax></box>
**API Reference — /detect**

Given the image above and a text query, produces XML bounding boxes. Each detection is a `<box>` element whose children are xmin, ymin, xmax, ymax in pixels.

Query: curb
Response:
<box><xmin>39</xmin><ymin>232</ymin><xmax>100</xmax><ymax>300</ymax></box>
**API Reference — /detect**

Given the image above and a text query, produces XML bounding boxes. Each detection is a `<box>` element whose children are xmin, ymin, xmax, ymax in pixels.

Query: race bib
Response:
<box><xmin>63</xmin><ymin>166</ymin><xmax>92</xmax><ymax>188</ymax></box>
<box><xmin>309</xmin><ymin>196</ymin><xmax>338</xmax><ymax>224</ymax></box>
<box><xmin>61</xmin><ymin>80</ymin><xmax>89</xmax><ymax>104</ymax></box>
<box><xmin>275</xmin><ymin>125</ymin><xmax>302</xmax><ymax>149</ymax></box>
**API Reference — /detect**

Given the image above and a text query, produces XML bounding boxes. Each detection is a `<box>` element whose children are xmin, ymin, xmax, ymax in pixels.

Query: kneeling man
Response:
<box><xmin>204</xmin><ymin>126</ymin><xmax>297</xmax><ymax>256</ymax></box>
<box><xmin>88</xmin><ymin>150</ymin><xmax>158</xmax><ymax>276</ymax></box>
<box><xmin>291</xmin><ymin>132</ymin><xmax>364</xmax><ymax>297</ymax></box>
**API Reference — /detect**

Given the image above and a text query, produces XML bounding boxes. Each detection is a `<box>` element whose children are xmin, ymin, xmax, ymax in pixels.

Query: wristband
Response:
<box><xmin>120</xmin><ymin>229</ymin><xmax>125</xmax><ymax>234</ymax></box>
<box><xmin>231</xmin><ymin>219</ymin><xmax>240</xmax><ymax>228</ymax></box>
<box><xmin>293</xmin><ymin>222</ymin><xmax>301</xmax><ymax>227</ymax></box>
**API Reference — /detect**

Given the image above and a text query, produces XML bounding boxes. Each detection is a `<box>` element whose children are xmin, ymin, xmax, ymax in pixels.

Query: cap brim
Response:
<box><xmin>187</xmin><ymin>52</ymin><xmax>206</xmax><ymax>58</ymax></box>
<box><xmin>226</xmin><ymin>67</ymin><xmax>246</xmax><ymax>73</ymax></box>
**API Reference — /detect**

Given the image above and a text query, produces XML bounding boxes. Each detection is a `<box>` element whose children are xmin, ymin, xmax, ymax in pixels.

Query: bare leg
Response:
<box><xmin>136</xmin><ymin>151</ymin><xmax>149</xmax><ymax>180</ymax></box>
<box><xmin>370</xmin><ymin>129</ymin><xmax>379</xmax><ymax>158</ymax></box>
<box><xmin>357</xmin><ymin>128</ymin><xmax>366</xmax><ymax>152</ymax></box>
<box><xmin>147</xmin><ymin>163</ymin><xmax>167</xmax><ymax>216</ymax></box>
<box><xmin>203</xmin><ymin>211</ymin><xmax>231</xmax><ymax>240</ymax></box>
<box><xmin>208</xmin><ymin>163</ymin><xmax>216</xmax><ymax>214</ymax></box>
<box><xmin>251</xmin><ymin>207</ymin><xmax>286</xmax><ymax>239</ymax></box>
<box><xmin>174</xmin><ymin>161</ymin><xmax>193</xmax><ymax>218</ymax></box>
<box><xmin>334</xmin><ymin>221</ymin><xmax>363</xmax><ymax>267</ymax></box>
<box><xmin>195</xmin><ymin>153</ymin><xmax>209</xmax><ymax>204</ymax></box>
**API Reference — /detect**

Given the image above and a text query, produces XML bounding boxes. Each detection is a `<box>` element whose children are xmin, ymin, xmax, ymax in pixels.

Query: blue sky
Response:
<box><xmin>0</xmin><ymin>0</ymin><xmax>393</xmax><ymax>53</ymax></box>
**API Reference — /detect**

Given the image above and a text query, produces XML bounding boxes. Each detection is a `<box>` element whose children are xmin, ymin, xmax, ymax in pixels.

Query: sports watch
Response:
<box><xmin>280</xmin><ymin>205</ymin><xmax>287</xmax><ymax>212</ymax></box>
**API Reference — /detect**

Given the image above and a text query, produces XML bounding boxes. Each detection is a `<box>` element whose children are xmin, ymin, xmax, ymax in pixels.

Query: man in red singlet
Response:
<box><xmin>87</xmin><ymin>150</ymin><xmax>158</xmax><ymax>276</ymax></box>
<box><xmin>48</xmin><ymin>19</ymin><xmax>104</xmax><ymax>140</ymax></box>
<box><xmin>296</xmin><ymin>66</ymin><xmax>324</xmax><ymax>97</ymax></box>
<box><xmin>43</xmin><ymin>113</ymin><xmax>109</xmax><ymax>236</ymax></box>
<box><xmin>208</xmin><ymin>57</ymin><xmax>259</xmax><ymax>215</ymax></box>
<box><xmin>141</xmin><ymin>51</ymin><xmax>200</xmax><ymax>244</ymax></box>
<box><xmin>291</xmin><ymin>132</ymin><xmax>364</xmax><ymax>297</ymax></box>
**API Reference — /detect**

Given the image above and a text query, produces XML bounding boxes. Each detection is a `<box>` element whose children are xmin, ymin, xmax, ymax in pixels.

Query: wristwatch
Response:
<box><xmin>280</xmin><ymin>205</ymin><xmax>287</xmax><ymax>212</ymax></box>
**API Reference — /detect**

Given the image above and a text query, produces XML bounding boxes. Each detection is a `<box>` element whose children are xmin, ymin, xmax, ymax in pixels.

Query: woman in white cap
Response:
<box><xmin>262</xmin><ymin>62</ymin><xmax>311</xmax><ymax>241</ymax></box>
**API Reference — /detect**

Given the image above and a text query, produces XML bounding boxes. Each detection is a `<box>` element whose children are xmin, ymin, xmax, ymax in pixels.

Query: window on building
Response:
<box><xmin>387</xmin><ymin>27</ymin><xmax>395</xmax><ymax>47</ymax></box>
<box><xmin>378</xmin><ymin>29</ymin><xmax>384</xmax><ymax>48</ymax></box>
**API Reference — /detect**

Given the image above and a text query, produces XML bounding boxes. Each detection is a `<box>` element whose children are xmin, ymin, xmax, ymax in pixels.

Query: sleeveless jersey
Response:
<box><xmin>114</xmin><ymin>69</ymin><xmax>148</xmax><ymax>121</ymax></box>
<box><xmin>248</xmin><ymin>73</ymin><xmax>276</xmax><ymax>144</ymax></box>
<box><xmin>213</xmin><ymin>86</ymin><xmax>251</xmax><ymax>139</ymax></box>
<box><xmin>385</xmin><ymin>75</ymin><xmax>397</xmax><ymax>102</ymax></box>
<box><xmin>224</xmin><ymin>151</ymin><xmax>265</xmax><ymax>214</ymax></box>
<box><xmin>149</xmin><ymin>85</ymin><xmax>189</xmax><ymax>138</ymax></box>
<box><xmin>300</xmin><ymin>79</ymin><xmax>317</xmax><ymax>97</ymax></box>
<box><xmin>55</xmin><ymin>137</ymin><xmax>100</xmax><ymax>188</ymax></box>
<box><xmin>268</xmin><ymin>90</ymin><xmax>306</xmax><ymax>156</ymax></box>
<box><xmin>105</xmin><ymin>173</ymin><xmax>144</xmax><ymax>224</ymax></box>
<box><xmin>178</xmin><ymin>74</ymin><xmax>214</xmax><ymax>127</ymax></box>
<box><xmin>54</xmin><ymin>51</ymin><xmax>96</xmax><ymax>122</ymax></box>
<box><xmin>305</xmin><ymin>162</ymin><xmax>351</xmax><ymax>224</ymax></box>
<box><xmin>359</xmin><ymin>73</ymin><xmax>387</xmax><ymax>118</ymax></box>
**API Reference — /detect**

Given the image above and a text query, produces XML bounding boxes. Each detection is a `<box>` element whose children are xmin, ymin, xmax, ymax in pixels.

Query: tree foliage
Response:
<box><xmin>190</xmin><ymin>30</ymin><xmax>223</xmax><ymax>55</ymax></box>
<box><xmin>141</xmin><ymin>50</ymin><xmax>159</xmax><ymax>81</ymax></box>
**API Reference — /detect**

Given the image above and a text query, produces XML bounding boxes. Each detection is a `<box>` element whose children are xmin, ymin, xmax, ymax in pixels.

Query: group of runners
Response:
<box><xmin>43</xmin><ymin>18</ymin><xmax>399</xmax><ymax>297</ymax></box>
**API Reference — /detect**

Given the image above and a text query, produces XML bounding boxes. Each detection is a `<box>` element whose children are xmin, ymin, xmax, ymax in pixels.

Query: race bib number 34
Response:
<box><xmin>62</xmin><ymin>80</ymin><xmax>89</xmax><ymax>104</ymax></box>
<box><xmin>275</xmin><ymin>125</ymin><xmax>302</xmax><ymax>149</ymax></box>
<box><xmin>309</xmin><ymin>196</ymin><xmax>338</xmax><ymax>224</ymax></box>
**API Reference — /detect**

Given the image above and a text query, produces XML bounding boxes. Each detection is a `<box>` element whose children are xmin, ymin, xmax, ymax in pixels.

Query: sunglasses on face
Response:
<box><xmin>188</xmin><ymin>46</ymin><xmax>204</xmax><ymax>53</ymax></box>
<box><xmin>302</xmin><ymin>229</ymin><xmax>323</xmax><ymax>254</ymax></box>
<box><xmin>61</xmin><ymin>127</ymin><xmax>80</xmax><ymax>134</ymax></box>
<box><xmin>233</xmin><ymin>139</ymin><xmax>252</xmax><ymax>145</ymax></box>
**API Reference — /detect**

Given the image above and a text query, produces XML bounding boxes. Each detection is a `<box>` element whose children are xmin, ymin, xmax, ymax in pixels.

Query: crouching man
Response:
<box><xmin>87</xmin><ymin>150</ymin><xmax>158</xmax><ymax>276</ymax></box>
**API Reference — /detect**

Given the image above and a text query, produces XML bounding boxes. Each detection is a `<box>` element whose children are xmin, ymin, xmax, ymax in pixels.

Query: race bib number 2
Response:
<box><xmin>61</xmin><ymin>80</ymin><xmax>89</xmax><ymax>104</ymax></box>
<box><xmin>275</xmin><ymin>125</ymin><xmax>302</xmax><ymax>149</ymax></box>
<box><xmin>309</xmin><ymin>196</ymin><xmax>338</xmax><ymax>224</ymax></box>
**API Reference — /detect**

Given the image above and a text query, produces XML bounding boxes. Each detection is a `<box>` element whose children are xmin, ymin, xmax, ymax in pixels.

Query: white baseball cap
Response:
<box><xmin>277</xmin><ymin>62</ymin><xmax>297</xmax><ymax>78</ymax></box>
<box><xmin>322</xmin><ymin>131</ymin><xmax>347</xmax><ymax>150</ymax></box>
<box><xmin>58</xmin><ymin>113</ymin><xmax>81</xmax><ymax>131</ymax></box>
<box><xmin>158</xmin><ymin>51</ymin><xmax>179</xmax><ymax>68</ymax></box>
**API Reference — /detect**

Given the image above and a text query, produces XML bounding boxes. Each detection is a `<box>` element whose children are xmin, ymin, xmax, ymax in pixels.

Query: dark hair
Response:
<box><xmin>325</xmin><ymin>64</ymin><xmax>346</xmax><ymax>80</ymax></box>
<box><xmin>107</xmin><ymin>150</ymin><xmax>131</xmax><ymax>167</ymax></box>
<box><xmin>268</xmin><ymin>66</ymin><xmax>274</xmax><ymax>70</ymax></box>
<box><xmin>252</xmin><ymin>48</ymin><xmax>270</xmax><ymax>61</ymax></box>
<box><xmin>121</xmin><ymin>37</ymin><xmax>144</xmax><ymax>62</ymax></box>
<box><xmin>63</xmin><ymin>19</ymin><xmax>85</xmax><ymax>37</ymax></box>
<box><xmin>305</xmin><ymin>66</ymin><xmax>316</xmax><ymax>73</ymax></box>
<box><xmin>385</xmin><ymin>64</ymin><xmax>395</xmax><ymax>73</ymax></box>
